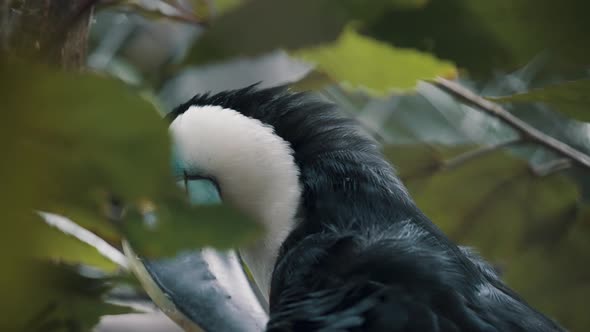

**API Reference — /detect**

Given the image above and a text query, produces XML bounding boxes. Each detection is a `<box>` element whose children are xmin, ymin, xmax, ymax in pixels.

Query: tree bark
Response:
<box><xmin>1</xmin><ymin>0</ymin><xmax>94</xmax><ymax>69</ymax></box>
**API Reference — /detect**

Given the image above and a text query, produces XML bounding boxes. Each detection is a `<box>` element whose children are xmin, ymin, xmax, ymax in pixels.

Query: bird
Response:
<box><xmin>165</xmin><ymin>85</ymin><xmax>566</xmax><ymax>332</ymax></box>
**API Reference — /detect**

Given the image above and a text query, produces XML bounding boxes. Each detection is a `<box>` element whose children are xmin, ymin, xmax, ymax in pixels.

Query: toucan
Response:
<box><xmin>125</xmin><ymin>85</ymin><xmax>566</xmax><ymax>332</ymax></box>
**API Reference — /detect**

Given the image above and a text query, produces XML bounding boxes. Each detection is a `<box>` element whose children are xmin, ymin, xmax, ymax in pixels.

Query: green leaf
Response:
<box><xmin>121</xmin><ymin>191</ymin><xmax>262</xmax><ymax>257</ymax></box>
<box><xmin>293</xmin><ymin>27</ymin><xmax>456</xmax><ymax>95</ymax></box>
<box><xmin>24</xmin><ymin>263</ymin><xmax>135</xmax><ymax>332</ymax></box>
<box><xmin>0</xmin><ymin>59</ymin><xmax>259</xmax><ymax>255</ymax></box>
<box><xmin>365</xmin><ymin>0</ymin><xmax>590</xmax><ymax>77</ymax></box>
<box><xmin>36</xmin><ymin>213</ymin><xmax>125</xmax><ymax>272</ymax></box>
<box><xmin>212</xmin><ymin>0</ymin><xmax>245</xmax><ymax>15</ymax></box>
<box><xmin>0</xmin><ymin>221</ymin><xmax>133</xmax><ymax>332</ymax></box>
<box><xmin>187</xmin><ymin>0</ymin><xmax>245</xmax><ymax>21</ymax></box>
<box><xmin>383</xmin><ymin>144</ymin><xmax>586</xmax><ymax>331</ymax></box>
<box><xmin>182</xmin><ymin>0</ymin><xmax>345</xmax><ymax>66</ymax></box>
<box><xmin>489</xmin><ymin>79</ymin><xmax>590</xmax><ymax>122</ymax></box>
<box><xmin>182</xmin><ymin>0</ymin><xmax>429</xmax><ymax>67</ymax></box>
<box><xmin>0</xmin><ymin>59</ymin><xmax>172</xmax><ymax>215</ymax></box>
<box><xmin>0</xmin><ymin>60</ymin><xmax>262</xmax><ymax>330</ymax></box>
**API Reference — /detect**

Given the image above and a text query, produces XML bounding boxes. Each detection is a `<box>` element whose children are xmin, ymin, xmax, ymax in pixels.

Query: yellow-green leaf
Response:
<box><xmin>293</xmin><ymin>27</ymin><xmax>457</xmax><ymax>95</ymax></box>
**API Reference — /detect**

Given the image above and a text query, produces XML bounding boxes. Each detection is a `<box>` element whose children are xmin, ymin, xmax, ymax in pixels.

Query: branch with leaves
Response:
<box><xmin>433</xmin><ymin>78</ymin><xmax>590</xmax><ymax>170</ymax></box>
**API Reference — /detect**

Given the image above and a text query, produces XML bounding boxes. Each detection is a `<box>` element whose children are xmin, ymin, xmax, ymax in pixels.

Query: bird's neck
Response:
<box><xmin>169</xmin><ymin>105</ymin><xmax>302</xmax><ymax>300</ymax></box>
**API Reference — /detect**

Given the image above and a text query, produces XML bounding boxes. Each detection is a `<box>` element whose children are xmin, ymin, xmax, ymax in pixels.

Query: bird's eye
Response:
<box><xmin>181</xmin><ymin>173</ymin><xmax>222</xmax><ymax>205</ymax></box>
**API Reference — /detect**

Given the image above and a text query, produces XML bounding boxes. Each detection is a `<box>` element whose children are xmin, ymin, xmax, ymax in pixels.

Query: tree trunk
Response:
<box><xmin>1</xmin><ymin>0</ymin><xmax>93</xmax><ymax>69</ymax></box>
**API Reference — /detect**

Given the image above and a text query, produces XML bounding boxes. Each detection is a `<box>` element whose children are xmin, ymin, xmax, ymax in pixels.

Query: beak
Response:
<box><xmin>123</xmin><ymin>176</ymin><xmax>268</xmax><ymax>332</ymax></box>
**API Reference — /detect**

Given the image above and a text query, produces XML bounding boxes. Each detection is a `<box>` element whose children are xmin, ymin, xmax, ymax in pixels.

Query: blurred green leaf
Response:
<box><xmin>212</xmin><ymin>0</ymin><xmax>245</xmax><ymax>15</ymax></box>
<box><xmin>0</xmin><ymin>213</ymin><xmax>48</xmax><ymax>331</ymax></box>
<box><xmin>0</xmin><ymin>228</ymin><xmax>132</xmax><ymax>332</ymax></box>
<box><xmin>24</xmin><ymin>263</ymin><xmax>134</xmax><ymax>332</ymax></box>
<box><xmin>35</xmin><ymin>213</ymin><xmax>123</xmax><ymax>272</ymax></box>
<box><xmin>182</xmin><ymin>0</ymin><xmax>429</xmax><ymax>67</ymax></box>
<box><xmin>0</xmin><ymin>59</ymin><xmax>261</xmax><ymax>328</ymax></box>
<box><xmin>182</xmin><ymin>0</ymin><xmax>346</xmax><ymax>66</ymax></box>
<box><xmin>0</xmin><ymin>59</ymin><xmax>259</xmax><ymax>255</ymax></box>
<box><xmin>188</xmin><ymin>0</ymin><xmax>245</xmax><ymax>21</ymax></box>
<box><xmin>503</xmin><ymin>206</ymin><xmax>590</xmax><ymax>330</ymax></box>
<box><xmin>490</xmin><ymin>79</ymin><xmax>590</xmax><ymax>122</ymax></box>
<box><xmin>365</xmin><ymin>0</ymin><xmax>590</xmax><ymax>78</ymax></box>
<box><xmin>383</xmin><ymin>144</ymin><xmax>586</xmax><ymax>331</ymax></box>
<box><xmin>294</xmin><ymin>27</ymin><xmax>456</xmax><ymax>95</ymax></box>
<box><xmin>121</xmin><ymin>191</ymin><xmax>262</xmax><ymax>257</ymax></box>
<box><xmin>0</xmin><ymin>59</ymin><xmax>171</xmax><ymax>215</ymax></box>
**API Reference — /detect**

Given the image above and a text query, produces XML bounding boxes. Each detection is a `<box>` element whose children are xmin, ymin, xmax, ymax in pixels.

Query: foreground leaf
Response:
<box><xmin>36</xmin><ymin>213</ymin><xmax>125</xmax><ymax>272</ymax></box>
<box><xmin>1</xmin><ymin>60</ymin><xmax>259</xmax><ymax>255</ymax></box>
<box><xmin>0</xmin><ymin>59</ymin><xmax>262</xmax><ymax>330</ymax></box>
<box><xmin>366</xmin><ymin>0</ymin><xmax>590</xmax><ymax>77</ymax></box>
<box><xmin>25</xmin><ymin>263</ymin><xmax>135</xmax><ymax>332</ymax></box>
<box><xmin>196</xmin><ymin>0</ymin><xmax>245</xmax><ymax>17</ymax></box>
<box><xmin>294</xmin><ymin>27</ymin><xmax>456</xmax><ymax>95</ymax></box>
<box><xmin>0</xmin><ymin>59</ymin><xmax>171</xmax><ymax>231</ymax></box>
<box><xmin>182</xmin><ymin>0</ymin><xmax>429</xmax><ymax>66</ymax></box>
<box><xmin>121</xmin><ymin>191</ymin><xmax>262</xmax><ymax>257</ymax></box>
<box><xmin>489</xmin><ymin>79</ymin><xmax>590</xmax><ymax>122</ymax></box>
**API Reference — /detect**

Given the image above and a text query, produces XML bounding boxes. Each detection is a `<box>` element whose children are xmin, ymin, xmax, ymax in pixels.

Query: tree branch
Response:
<box><xmin>433</xmin><ymin>78</ymin><xmax>590</xmax><ymax>170</ymax></box>
<box><xmin>3</xmin><ymin>0</ymin><xmax>94</xmax><ymax>69</ymax></box>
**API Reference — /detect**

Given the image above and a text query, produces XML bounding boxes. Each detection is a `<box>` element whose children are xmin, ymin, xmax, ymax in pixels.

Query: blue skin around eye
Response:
<box><xmin>172</xmin><ymin>145</ymin><xmax>222</xmax><ymax>205</ymax></box>
<box><xmin>187</xmin><ymin>179</ymin><xmax>222</xmax><ymax>205</ymax></box>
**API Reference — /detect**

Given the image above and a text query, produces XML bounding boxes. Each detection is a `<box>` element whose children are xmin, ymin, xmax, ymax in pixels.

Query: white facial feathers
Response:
<box><xmin>169</xmin><ymin>105</ymin><xmax>302</xmax><ymax>300</ymax></box>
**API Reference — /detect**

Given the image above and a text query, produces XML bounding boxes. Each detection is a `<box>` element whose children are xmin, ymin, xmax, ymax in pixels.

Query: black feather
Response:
<box><xmin>171</xmin><ymin>85</ymin><xmax>566</xmax><ymax>332</ymax></box>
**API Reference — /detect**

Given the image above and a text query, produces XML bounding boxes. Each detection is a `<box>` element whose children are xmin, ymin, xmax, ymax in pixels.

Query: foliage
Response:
<box><xmin>365</xmin><ymin>0</ymin><xmax>590</xmax><ymax>77</ymax></box>
<box><xmin>2</xmin><ymin>0</ymin><xmax>590</xmax><ymax>331</ymax></box>
<box><xmin>22</xmin><ymin>263</ymin><xmax>135</xmax><ymax>332</ymax></box>
<box><xmin>294</xmin><ymin>26</ymin><xmax>456</xmax><ymax>95</ymax></box>
<box><xmin>0</xmin><ymin>60</ymin><xmax>258</xmax><ymax>330</ymax></box>
<box><xmin>490</xmin><ymin>79</ymin><xmax>590</xmax><ymax>122</ymax></box>
<box><xmin>181</xmin><ymin>0</ymin><xmax>430</xmax><ymax>68</ymax></box>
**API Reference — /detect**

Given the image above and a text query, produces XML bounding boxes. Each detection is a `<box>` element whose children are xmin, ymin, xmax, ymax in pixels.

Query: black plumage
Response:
<box><xmin>168</xmin><ymin>85</ymin><xmax>565</xmax><ymax>332</ymax></box>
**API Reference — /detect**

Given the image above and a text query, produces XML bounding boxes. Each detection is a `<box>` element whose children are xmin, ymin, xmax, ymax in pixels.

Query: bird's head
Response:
<box><xmin>168</xmin><ymin>95</ymin><xmax>303</xmax><ymax>299</ymax></box>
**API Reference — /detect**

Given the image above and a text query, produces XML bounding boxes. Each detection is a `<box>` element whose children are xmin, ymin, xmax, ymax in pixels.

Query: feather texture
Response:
<box><xmin>169</xmin><ymin>85</ymin><xmax>565</xmax><ymax>332</ymax></box>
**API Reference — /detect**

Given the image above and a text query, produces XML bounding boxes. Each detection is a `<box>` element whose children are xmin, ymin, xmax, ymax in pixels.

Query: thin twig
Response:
<box><xmin>530</xmin><ymin>158</ymin><xmax>572</xmax><ymax>177</ymax></box>
<box><xmin>433</xmin><ymin>78</ymin><xmax>590</xmax><ymax>170</ymax></box>
<box><xmin>443</xmin><ymin>138</ymin><xmax>522</xmax><ymax>171</ymax></box>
